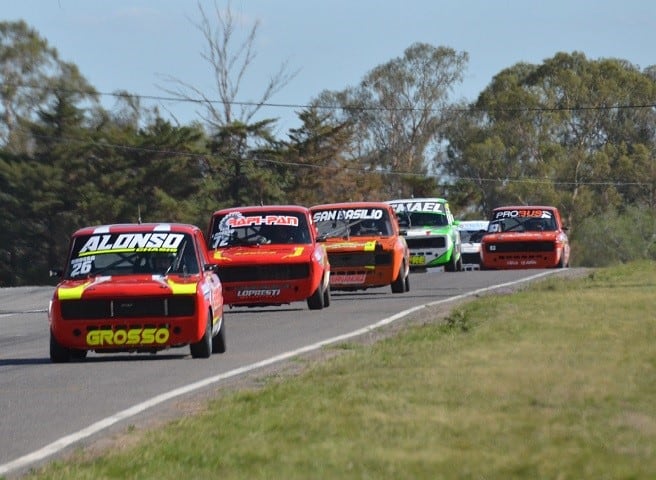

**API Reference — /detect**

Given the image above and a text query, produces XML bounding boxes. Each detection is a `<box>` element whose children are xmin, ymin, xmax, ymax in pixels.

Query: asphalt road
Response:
<box><xmin>0</xmin><ymin>268</ymin><xmax>573</xmax><ymax>476</ymax></box>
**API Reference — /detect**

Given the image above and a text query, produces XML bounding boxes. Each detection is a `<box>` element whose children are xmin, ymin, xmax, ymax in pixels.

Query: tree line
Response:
<box><xmin>1</xmin><ymin>15</ymin><xmax>655</xmax><ymax>286</ymax></box>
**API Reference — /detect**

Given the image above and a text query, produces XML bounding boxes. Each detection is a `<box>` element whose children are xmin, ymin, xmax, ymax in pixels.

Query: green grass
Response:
<box><xmin>23</xmin><ymin>261</ymin><xmax>656</xmax><ymax>479</ymax></box>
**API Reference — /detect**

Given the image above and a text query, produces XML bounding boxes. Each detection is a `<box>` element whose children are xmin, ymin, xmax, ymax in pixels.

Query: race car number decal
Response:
<box><xmin>86</xmin><ymin>327</ymin><xmax>170</xmax><ymax>346</ymax></box>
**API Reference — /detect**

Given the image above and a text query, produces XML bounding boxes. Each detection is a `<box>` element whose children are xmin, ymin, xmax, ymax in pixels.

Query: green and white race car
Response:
<box><xmin>386</xmin><ymin>198</ymin><xmax>462</xmax><ymax>272</ymax></box>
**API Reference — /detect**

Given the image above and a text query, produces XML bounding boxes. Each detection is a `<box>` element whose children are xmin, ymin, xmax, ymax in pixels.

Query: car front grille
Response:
<box><xmin>60</xmin><ymin>297</ymin><xmax>196</xmax><ymax>320</ymax></box>
<box><xmin>328</xmin><ymin>252</ymin><xmax>392</xmax><ymax>267</ymax></box>
<box><xmin>485</xmin><ymin>241</ymin><xmax>555</xmax><ymax>253</ymax></box>
<box><xmin>461</xmin><ymin>253</ymin><xmax>481</xmax><ymax>264</ymax></box>
<box><xmin>405</xmin><ymin>237</ymin><xmax>446</xmax><ymax>249</ymax></box>
<box><xmin>218</xmin><ymin>263</ymin><xmax>310</xmax><ymax>282</ymax></box>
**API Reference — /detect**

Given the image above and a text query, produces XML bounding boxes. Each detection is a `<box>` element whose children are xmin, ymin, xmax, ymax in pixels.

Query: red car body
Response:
<box><xmin>49</xmin><ymin>223</ymin><xmax>225</xmax><ymax>362</ymax></box>
<box><xmin>310</xmin><ymin>202</ymin><xmax>410</xmax><ymax>293</ymax></box>
<box><xmin>480</xmin><ymin>205</ymin><xmax>570</xmax><ymax>269</ymax></box>
<box><xmin>207</xmin><ymin>205</ymin><xmax>331</xmax><ymax>310</ymax></box>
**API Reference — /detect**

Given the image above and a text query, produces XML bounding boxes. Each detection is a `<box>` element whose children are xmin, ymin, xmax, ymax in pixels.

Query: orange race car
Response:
<box><xmin>310</xmin><ymin>202</ymin><xmax>410</xmax><ymax>293</ymax></box>
<box><xmin>207</xmin><ymin>205</ymin><xmax>331</xmax><ymax>310</ymax></box>
<box><xmin>48</xmin><ymin>223</ymin><xmax>225</xmax><ymax>362</ymax></box>
<box><xmin>480</xmin><ymin>205</ymin><xmax>570</xmax><ymax>269</ymax></box>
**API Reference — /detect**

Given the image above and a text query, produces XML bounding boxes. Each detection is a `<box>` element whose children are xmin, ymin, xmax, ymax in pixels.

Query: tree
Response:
<box><xmin>442</xmin><ymin>52</ymin><xmax>656</xmax><ymax>231</ymax></box>
<box><xmin>313</xmin><ymin>43</ymin><xmax>468</xmax><ymax>198</ymax></box>
<box><xmin>281</xmin><ymin>107</ymin><xmax>383</xmax><ymax>206</ymax></box>
<box><xmin>0</xmin><ymin>21</ymin><xmax>98</xmax><ymax>152</ymax></box>
<box><xmin>158</xmin><ymin>1</ymin><xmax>298</xmax><ymax>207</ymax></box>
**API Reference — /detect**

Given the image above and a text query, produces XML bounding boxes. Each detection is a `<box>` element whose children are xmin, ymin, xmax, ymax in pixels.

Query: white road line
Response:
<box><xmin>0</xmin><ymin>270</ymin><xmax>558</xmax><ymax>476</ymax></box>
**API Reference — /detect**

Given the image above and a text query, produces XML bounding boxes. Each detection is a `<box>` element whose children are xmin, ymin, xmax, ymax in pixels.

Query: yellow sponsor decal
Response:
<box><xmin>212</xmin><ymin>250</ymin><xmax>231</xmax><ymax>262</ymax></box>
<box><xmin>283</xmin><ymin>247</ymin><xmax>305</xmax><ymax>258</ymax></box>
<box><xmin>327</xmin><ymin>241</ymin><xmax>377</xmax><ymax>251</ymax></box>
<box><xmin>167</xmin><ymin>279</ymin><xmax>198</xmax><ymax>295</ymax></box>
<box><xmin>57</xmin><ymin>282</ymin><xmax>92</xmax><ymax>300</ymax></box>
<box><xmin>86</xmin><ymin>327</ymin><xmax>170</xmax><ymax>346</ymax></box>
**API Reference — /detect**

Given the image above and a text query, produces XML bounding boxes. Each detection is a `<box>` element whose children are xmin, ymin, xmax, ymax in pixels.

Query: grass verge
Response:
<box><xmin>21</xmin><ymin>262</ymin><xmax>656</xmax><ymax>479</ymax></box>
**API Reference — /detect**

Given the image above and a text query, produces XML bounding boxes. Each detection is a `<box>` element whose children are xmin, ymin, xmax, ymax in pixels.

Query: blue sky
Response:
<box><xmin>4</xmin><ymin>1</ymin><xmax>655</xmax><ymax>135</ymax></box>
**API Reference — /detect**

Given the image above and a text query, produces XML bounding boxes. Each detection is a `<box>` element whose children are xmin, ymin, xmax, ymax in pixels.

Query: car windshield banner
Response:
<box><xmin>388</xmin><ymin>201</ymin><xmax>445</xmax><ymax>214</ymax></box>
<box><xmin>312</xmin><ymin>208</ymin><xmax>385</xmax><ymax>222</ymax></box>
<box><xmin>493</xmin><ymin>209</ymin><xmax>553</xmax><ymax>220</ymax></box>
<box><xmin>74</xmin><ymin>232</ymin><xmax>185</xmax><ymax>257</ymax></box>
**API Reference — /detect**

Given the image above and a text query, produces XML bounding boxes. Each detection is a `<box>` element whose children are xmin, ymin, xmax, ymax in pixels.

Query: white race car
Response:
<box><xmin>457</xmin><ymin>220</ymin><xmax>489</xmax><ymax>270</ymax></box>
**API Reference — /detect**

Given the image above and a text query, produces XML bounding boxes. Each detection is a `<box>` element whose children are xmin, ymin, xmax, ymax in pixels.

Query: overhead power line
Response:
<box><xmin>5</xmin><ymin>82</ymin><xmax>656</xmax><ymax>114</ymax></box>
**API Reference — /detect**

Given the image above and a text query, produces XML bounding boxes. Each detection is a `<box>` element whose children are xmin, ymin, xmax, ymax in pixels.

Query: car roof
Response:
<box><xmin>492</xmin><ymin>205</ymin><xmax>558</xmax><ymax>211</ymax></box>
<box><xmin>310</xmin><ymin>201</ymin><xmax>393</xmax><ymax>210</ymax></box>
<box><xmin>386</xmin><ymin>197</ymin><xmax>448</xmax><ymax>204</ymax></box>
<box><xmin>72</xmin><ymin>223</ymin><xmax>201</xmax><ymax>236</ymax></box>
<box><xmin>212</xmin><ymin>205</ymin><xmax>310</xmax><ymax>215</ymax></box>
<box><xmin>458</xmin><ymin>220</ymin><xmax>489</xmax><ymax>229</ymax></box>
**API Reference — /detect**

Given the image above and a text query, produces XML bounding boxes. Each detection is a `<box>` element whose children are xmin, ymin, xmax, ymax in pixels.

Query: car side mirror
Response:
<box><xmin>204</xmin><ymin>263</ymin><xmax>219</xmax><ymax>273</ymax></box>
<box><xmin>49</xmin><ymin>269</ymin><xmax>63</xmax><ymax>278</ymax></box>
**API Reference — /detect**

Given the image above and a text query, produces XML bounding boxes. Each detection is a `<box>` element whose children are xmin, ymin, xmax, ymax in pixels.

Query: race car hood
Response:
<box><xmin>403</xmin><ymin>226</ymin><xmax>451</xmax><ymax>237</ymax></box>
<box><xmin>320</xmin><ymin>236</ymin><xmax>397</xmax><ymax>253</ymax></box>
<box><xmin>211</xmin><ymin>244</ymin><xmax>314</xmax><ymax>265</ymax></box>
<box><xmin>461</xmin><ymin>242</ymin><xmax>482</xmax><ymax>254</ymax></box>
<box><xmin>55</xmin><ymin>274</ymin><xmax>200</xmax><ymax>300</ymax></box>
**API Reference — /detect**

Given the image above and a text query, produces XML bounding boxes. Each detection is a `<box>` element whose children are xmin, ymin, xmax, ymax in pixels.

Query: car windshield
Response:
<box><xmin>488</xmin><ymin>213</ymin><xmax>556</xmax><ymax>233</ymax></box>
<box><xmin>460</xmin><ymin>229</ymin><xmax>486</xmax><ymax>243</ymax></box>
<box><xmin>209</xmin><ymin>210</ymin><xmax>311</xmax><ymax>248</ymax></box>
<box><xmin>313</xmin><ymin>207</ymin><xmax>392</xmax><ymax>239</ymax></box>
<box><xmin>66</xmin><ymin>232</ymin><xmax>199</xmax><ymax>279</ymax></box>
<box><xmin>397</xmin><ymin>211</ymin><xmax>448</xmax><ymax>228</ymax></box>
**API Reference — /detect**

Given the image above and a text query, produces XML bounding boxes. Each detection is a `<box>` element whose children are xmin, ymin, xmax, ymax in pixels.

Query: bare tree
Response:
<box><xmin>159</xmin><ymin>1</ymin><xmax>298</xmax><ymax>131</ymax></box>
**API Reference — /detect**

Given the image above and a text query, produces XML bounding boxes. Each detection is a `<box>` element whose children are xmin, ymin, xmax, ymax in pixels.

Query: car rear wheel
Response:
<box><xmin>190</xmin><ymin>312</ymin><xmax>212</xmax><ymax>358</ymax></box>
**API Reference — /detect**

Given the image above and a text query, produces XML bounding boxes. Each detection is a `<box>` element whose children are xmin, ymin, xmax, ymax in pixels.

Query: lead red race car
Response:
<box><xmin>48</xmin><ymin>223</ymin><xmax>225</xmax><ymax>362</ymax></box>
<box><xmin>207</xmin><ymin>205</ymin><xmax>331</xmax><ymax>310</ymax></box>
<box><xmin>480</xmin><ymin>205</ymin><xmax>571</xmax><ymax>269</ymax></box>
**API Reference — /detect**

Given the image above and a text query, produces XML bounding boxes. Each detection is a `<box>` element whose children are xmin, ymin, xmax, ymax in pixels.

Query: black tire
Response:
<box><xmin>70</xmin><ymin>349</ymin><xmax>88</xmax><ymax>361</ymax></box>
<box><xmin>445</xmin><ymin>251</ymin><xmax>458</xmax><ymax>272</ymax></box>
<box><xmin>404</xmin><ymin>272</ymin><xmax>410</xmax><ymax>292</ymax></box>
<box><xmin>456</xmin><ymin>253</ymin><xmax>463</xmax><ymax>272</ymax></box>
<box><xmin>190</xmin><ymin>312</ymin><xmax>212</xmax><ymax>358</ymax></box>
<box><xmin>212</xmin><ymin>315</ymin><xmax>226</xmax><ymax>354</ymax></box>
<box><xmin>307</xmin><ymin>283</ymin><xmax>325</xmax><ymax>310</ymax></box>
<box><xmin>50</xmin><ymin>331</ymin><xmax>71</xmax><ymax>363</ymax></box>
<box><xmin>391</xmin><ymin>263</ymin><xmax>407</xmax><ymax>293</ymax></box>
<box><xmin>322</xmin><ymin>281</ymin><xmax>331</xmax><ymax>307</ymax></box>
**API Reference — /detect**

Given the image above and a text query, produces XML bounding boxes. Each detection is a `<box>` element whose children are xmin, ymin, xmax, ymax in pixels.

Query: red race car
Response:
<box><xmin>207</xmin><ymin>205</ymin><xmax>331</xmax><ymax>310</ymax></box>
<box><xmin>480</xmin><ymin>205</ymin><xmax>571</xmax><ymax>269</ymax></box>
<box><xmin>310</xmin><ymin>202</ymin><xmax>410</xmax><ymax>293</ymax></box>
<box><xmin>49</xmin><ymin>223</ymin><xmax>225</xmax><ymax>362</ymax></box>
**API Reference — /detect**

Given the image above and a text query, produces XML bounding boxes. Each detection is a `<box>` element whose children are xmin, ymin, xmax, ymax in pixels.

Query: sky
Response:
<box><xmin>3</xmin><ymin>0</ymin><xmax>655</xmax><ymax>136</ymax></box>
